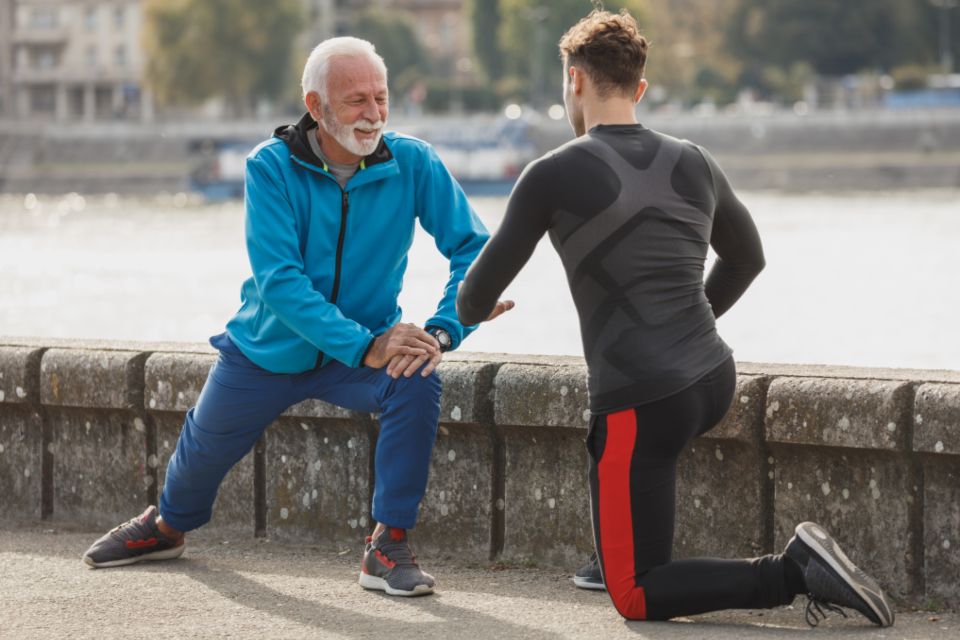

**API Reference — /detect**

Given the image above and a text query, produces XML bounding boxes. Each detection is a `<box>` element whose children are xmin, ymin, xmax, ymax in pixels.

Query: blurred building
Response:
<box><xmin>5</xmin><ymin>0</ymin><xmax>150</xmax><ymax>122</ymax></box>
<box><xmin>1</xmin><ymin>0</ymin><xmax>13</xmax><ymax>117</ymax></box>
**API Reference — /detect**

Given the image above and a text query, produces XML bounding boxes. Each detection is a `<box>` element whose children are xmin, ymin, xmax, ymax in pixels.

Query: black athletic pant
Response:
<box><xmin>587</xmin><ymin>356</ymin><xmax>798</xmax><ymax>620</ymax></box>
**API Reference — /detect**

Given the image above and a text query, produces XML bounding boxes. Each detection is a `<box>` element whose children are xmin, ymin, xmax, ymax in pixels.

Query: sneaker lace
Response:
<box><xmin>110</xmin><ymin>515</ymin><xmax>140</xmax><ymax>534</ymax></box>
<box><xmin>804</xmin><ymin>595</ymin><xmax>849</xmax><ymax>627</ymax></box>
<box><xmin>380</xmin><ymin>540</ymin><xmax>419</xmax><ymax>568</ymax></box>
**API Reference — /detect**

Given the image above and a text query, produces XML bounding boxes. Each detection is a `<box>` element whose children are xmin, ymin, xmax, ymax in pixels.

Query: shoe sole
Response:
<box><xmin>82</xmin><ymin>543</ymin><xmax>185</xmax><ymax>569</ymax></box>
<box><xmin>795</xmin><ymin>522</ymin><xmax>894</xmax><ymax>627</ymax></box>
<box><xmin>358</xmin><ymin>572</ymin><xmax>434</xmax><ymax>597</ymax></box>
<box><xmin>572</xmin><ymin>576</ymin><xmax>606</xmax><ymax>591</ymax></box>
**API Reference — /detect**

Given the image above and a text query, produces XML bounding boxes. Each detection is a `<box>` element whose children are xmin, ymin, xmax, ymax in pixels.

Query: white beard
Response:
<box><xmin>322</xmin><ymin>104</ymin><xmax>384</xmax><ymax>157</ymax></box>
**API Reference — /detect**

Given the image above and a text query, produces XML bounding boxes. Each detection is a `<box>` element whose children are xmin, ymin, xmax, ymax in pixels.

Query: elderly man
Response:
<box><xmin>82</xmin><ymin>37</ymin><xmax>511</xmax><ymax>597</ymax></box>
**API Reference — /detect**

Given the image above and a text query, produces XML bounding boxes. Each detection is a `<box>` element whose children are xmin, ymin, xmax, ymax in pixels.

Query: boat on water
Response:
<box><xmin>189</xmin><ymin>116</ymin><xmax>537</xmax><ymax>201</ymax></box>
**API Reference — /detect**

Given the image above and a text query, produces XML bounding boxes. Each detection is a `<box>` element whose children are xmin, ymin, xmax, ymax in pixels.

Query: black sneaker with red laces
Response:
<box><xmin>82</xmin><ymin>505</ymin><xmax>185</xmax><ymax>568</ymax></box>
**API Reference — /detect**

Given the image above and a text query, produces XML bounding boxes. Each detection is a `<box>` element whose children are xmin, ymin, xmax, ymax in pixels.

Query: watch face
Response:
<box><xmin>435</xmin><ymin>330</ymin><xmax>451</xmax><ymax>348</ymax></box>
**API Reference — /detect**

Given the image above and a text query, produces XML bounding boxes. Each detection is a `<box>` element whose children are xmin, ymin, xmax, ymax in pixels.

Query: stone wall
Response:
<box><xmin>1</xmin><ymin>337</ymin><xmax>958</xmax><ymax>608</ymax></box>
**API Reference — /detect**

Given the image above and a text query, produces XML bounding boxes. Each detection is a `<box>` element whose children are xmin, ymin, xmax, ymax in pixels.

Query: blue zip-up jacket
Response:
<box><xmin>225</xmin><ymin>113</ymin><xmax>490</xmax><ymax>374</ymax></box>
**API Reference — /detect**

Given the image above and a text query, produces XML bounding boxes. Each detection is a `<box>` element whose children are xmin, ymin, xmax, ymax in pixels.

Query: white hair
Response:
<box><xmin>301</xmin><ymin>37</ymin><xmax>388</xmax><ymax>100</ymax></box>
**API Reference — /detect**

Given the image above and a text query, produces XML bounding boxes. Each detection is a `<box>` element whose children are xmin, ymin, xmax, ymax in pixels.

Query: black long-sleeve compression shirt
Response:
<box><xmin>457</xmin><ymin>124</ymin><xmax>764</xmax><ymax>412</ymax></box>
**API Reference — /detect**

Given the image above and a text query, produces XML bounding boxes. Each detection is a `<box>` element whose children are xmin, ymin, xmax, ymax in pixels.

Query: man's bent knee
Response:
<box><xmin>390</xmin><ymin>367</ymin><xmax>442</xmax><ymax>402</ymax></box>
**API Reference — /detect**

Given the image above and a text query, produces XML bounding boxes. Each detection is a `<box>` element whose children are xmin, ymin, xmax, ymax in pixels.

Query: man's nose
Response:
<box><xmin>360</xmin><ymin>99</ymin><xmax>380</xmax><ymax>122</ymax></box>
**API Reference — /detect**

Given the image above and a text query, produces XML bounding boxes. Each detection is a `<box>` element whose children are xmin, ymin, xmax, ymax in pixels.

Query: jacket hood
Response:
<box><xmin>273</xmin><ymin>112</ymin><xmax>394</xmax><ymax>169</ymax></box>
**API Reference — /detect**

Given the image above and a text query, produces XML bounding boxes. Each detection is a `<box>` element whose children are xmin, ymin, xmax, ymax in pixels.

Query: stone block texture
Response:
<box><xmin>417</xmin><ymin>423</ymin><xmax>494</xmax><ymax>562</ymax></box>
<box><xmin>0</xmin><ymin>346</ymin><xmax>43</xmax><ymax>405</ymax></box>
<box><xmin>766</xmin><ymin>377</ymin><xmax>911</xmax><ymax>450</ymax></box>
<box><xmin>922</xmin><ymin>460</ymin><xmax>960</xmax><ymax>606</ymax></box>
<box><xmin>500</xmin><ymin>426</ymin><xmax>592</xmax><ymax>566</ymax></box>
<box><xmin>494</xmin><ymin>364</ymin><xmax>590</xmax><ymax>429</ymax></box>
<box><xmin>914</xmin><ymin>383</ymin><xmax>960</xmax><ymax>455</ymax></box>
<box><xmin>265</xmin><ymin>417</ymin><xmax>371</xmax><ymax>547</ymax></box>
<box><xmin>145</xmin><ymin>352</ymin><xmax>215</xmax><ymax>413</ymax></box>
<box><xmin>0</xmin><ymin>406</ymin><xmax>43</xmax><ymax>518</ymax></box>
<box><xmin>675</xmin><ymin>440</ymin><xmax>765</xmax><ymax>559</ymax></box>
<box><xmin>47</xmin><ymin>408</ymin><xmax>149</xmax><ymax>528</ymax></box>
<box><xmin>41</xmin><ymin>348</ymin><xmax>146</xmax><ymax>409</ymax></box>
<box><xmin>771</xmin><ymin>447</ymin><xmax>919</xmax><ymax>600</ymax></box>
<box><xmin>0</xmin><ymin>346</ymin><xmax>44</xmax><ymax>518</ymax></box>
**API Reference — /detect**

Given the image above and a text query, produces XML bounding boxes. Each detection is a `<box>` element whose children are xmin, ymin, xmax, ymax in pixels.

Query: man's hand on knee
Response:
<box><xmin>386</xmin><ymin>347</ymin><xmax>442</xmax><ymax>379</ymax></box>
<box><xmin>364</xmin><ymin>323</ymin><xmax>439</xmax><ymax>370</ymax></box>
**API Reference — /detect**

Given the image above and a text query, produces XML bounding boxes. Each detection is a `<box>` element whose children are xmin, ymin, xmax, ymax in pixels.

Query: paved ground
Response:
<box><xmin>1</xmin><ymin>521</ymin><xmax>956</xmax><ymax>640</ymax></box>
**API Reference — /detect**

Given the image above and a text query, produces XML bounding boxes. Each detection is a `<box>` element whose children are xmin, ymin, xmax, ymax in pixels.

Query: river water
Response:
<box><xmin>1</xmin><ymin>190</ymin><xmax>958</xmax><ymax>371</ymax></box>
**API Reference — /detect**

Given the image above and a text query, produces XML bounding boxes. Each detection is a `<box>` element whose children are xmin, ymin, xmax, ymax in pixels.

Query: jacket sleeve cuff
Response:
<box><xmin>354</xmin><ymin>334</ymin><xmax>377</xmax><ymax>368</ymax></box>
<box><xmin>424</xmin><ymin>317</ymin><xmax>463</xmax><ymax>351</ymax></box>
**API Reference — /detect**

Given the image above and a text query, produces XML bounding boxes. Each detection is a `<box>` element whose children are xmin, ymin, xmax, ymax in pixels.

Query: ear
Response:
<box><xmin>304</xmin><ymin>91</ymin><xmax>323</xmax><ymax>122</ymax></box>
<box><xmin>634</xmin><ymin>79</ymin><xmax>649</xmax><ymax>104</ymax></box>
<box><xmin>569</xmin><ymin>66</ymin><xmax>585</xmax><ymax>96</ymax></box>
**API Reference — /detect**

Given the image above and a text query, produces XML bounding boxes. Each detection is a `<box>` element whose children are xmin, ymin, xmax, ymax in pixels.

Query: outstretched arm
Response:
<box><xmin>457</xmin><ymin>156</ymin><xmax>555</xmax><ymax>325</ymax></box>
<box><xmin>415</xmin><ymin>144</ymin><xmax>492</xmax><ymax>349</ymax></box>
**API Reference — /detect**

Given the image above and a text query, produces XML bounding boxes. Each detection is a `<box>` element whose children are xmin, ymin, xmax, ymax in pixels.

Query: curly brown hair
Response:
<box><xmin>558</xmin><ymin>9</ymin><xmax>649</xmax><ymax>98</ymax></box>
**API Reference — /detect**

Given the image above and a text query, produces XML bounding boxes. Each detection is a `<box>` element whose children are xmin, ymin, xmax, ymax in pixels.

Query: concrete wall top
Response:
<box><xmin>765</xmin><ymin>377</ymin><xmax>913</xmax><ymax>450</ymax></box>
<box><xmin>914</xmin><ymin>383</ymin><xmax>960</xmax><ymax>455</ymax></box>
<box><xmin>0</xmin><ymin>346</ymin><xmax>44</xmax><ymax>405</ymax></box>
<box><xmin>738</xmin><ymin>361</ymin><xmax>960</xmax><ymax>384</ymax></box>
<box><xmin>1</xmin><ymin>336</ymin><xmax>213</xmax><ymax>356</ymax></box>
<box><xmin>144</xmin><ymin>352</ymin><xmax>215</xmax><ymax>413</ymax></box>
<box><xmin>4</xmin><ymin>338</ymin><xmax>958</xmax><ymax>459</ymax></box>
<box><xmin>493</xmin><ymin>363</ymin><xmax>591</xmax><ymax>429</ymax></box>
<box><xmin>40</xmin><ymin>348</ymin><xmax>147</xmax><ymax>410</ymax></box>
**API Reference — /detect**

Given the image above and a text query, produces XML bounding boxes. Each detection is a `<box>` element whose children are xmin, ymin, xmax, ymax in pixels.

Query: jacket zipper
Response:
<box><xmin>330</xmin><ymin>190</ymin><xmax>349</xmax><ymax>303</ymax></box>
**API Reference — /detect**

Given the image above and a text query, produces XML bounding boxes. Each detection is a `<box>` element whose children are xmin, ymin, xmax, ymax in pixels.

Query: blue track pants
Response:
<box><xmin>159</xmin><ymin>332</ymin><xmax>441</xmax><ymax>532</ymax></box>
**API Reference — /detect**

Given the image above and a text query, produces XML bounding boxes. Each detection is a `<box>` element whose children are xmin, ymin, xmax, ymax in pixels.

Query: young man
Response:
<box><xmin>457</xmin><ymin>10</ymin><xmax>894</xmax><ymax>626</ymax></box>
<box><xmin>82</xmin><ymin>37</ymin><xmax>510</xmax><ymax>597</ymax></box>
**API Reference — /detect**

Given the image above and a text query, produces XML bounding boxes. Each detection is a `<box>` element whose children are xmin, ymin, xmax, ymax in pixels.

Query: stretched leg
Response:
<box><xmin>588</xmin><ymin>357</ymin><xmax>800</xmax><ymax>620</ymax></box>
<box><xmin>306</xmin><ymin>360</ymin><xmax>441</xmax><ymax>596</ymax></box>
<box><xmin>306</xmin><ymin>360</ymin><xmax>442</xmax><ymax>529</ymax></box>
<box><xmin>83</xmin><ymin>334</ymin><xmax>302</xmax><ymax>567</ymax></box>
<box><xmin>160</xmin><ymin>334</ymin><xmax>300</xmax><ymax>532</ymax></box>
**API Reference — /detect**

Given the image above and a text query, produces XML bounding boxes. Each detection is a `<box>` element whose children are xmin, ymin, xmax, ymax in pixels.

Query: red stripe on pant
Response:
<box><xmin>598</xmin><ymin>408</ymin><xmax>647</xmax><ymax>619</ymax></box>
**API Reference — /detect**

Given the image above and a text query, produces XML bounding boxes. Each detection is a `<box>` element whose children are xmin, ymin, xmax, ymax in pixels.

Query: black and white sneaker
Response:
<box><xmin>784</xmin><ymin>521</ymin><xmax>894</xmax><ymax>627</ymax></box>
<box><xmin>359</xmin><ymin>527</ymin><xmax>435</xmax><ymax>596</ymax></box>
<box><xmin>572</xmin><ymin>551</ymin><xmax>606</xmax><ymax>590</ymax></box>
<box><xmin>82</xmin><ymin>505</ymin><xmax>185</xmax><ymax>568</ymax></box>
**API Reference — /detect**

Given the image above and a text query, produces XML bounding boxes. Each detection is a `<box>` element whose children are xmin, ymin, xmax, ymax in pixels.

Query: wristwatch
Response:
<box><xmin>426</xmin><ymin>327</ymin><xmax>452</xmax><ymax>352</ymax></box>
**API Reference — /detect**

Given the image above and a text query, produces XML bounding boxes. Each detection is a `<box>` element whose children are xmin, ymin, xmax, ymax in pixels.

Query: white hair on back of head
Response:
<box><xmin>301</xmin><ymin>36</ymin><xmax>387</xmax><ymax>101</ymax></box>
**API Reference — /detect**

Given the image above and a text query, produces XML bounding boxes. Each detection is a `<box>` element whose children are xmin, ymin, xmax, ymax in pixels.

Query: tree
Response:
<box><xmin>469</xmin><ymin>0</ymin><xmax>504</xmax><ymax>81</ymax></box>
<box><xmin>348</xmin><ymin>9</ymin><xmax>428</xmax><ymax>96</ymax></box>
<box><xmin>142</xmin><ymin>0</ymin><xmax>302</xmax><ymax>117</ymax></box>
<box><xmin>728</xmin><ymin>0</ymin><xmax>934</xmax><ymax>77</ymax></box>
<box><xmin>642</xmin><ymin>0</ymin><xmax>741</xmax><ymax>106</ymax></box>
<box><xmin>497</xmin><ymin>0</ymin><xmax>649</xmax><ymax>106</ymax></box>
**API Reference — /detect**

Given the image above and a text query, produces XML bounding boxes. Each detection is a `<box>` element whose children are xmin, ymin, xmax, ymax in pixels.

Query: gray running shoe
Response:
<box><xmin>572</xmin><ymin>551</ymin><xmax>606</xmax><ymax>590</ymax></box>
<box><xmin>82</xmin><ymin>505</ymin><xmax>185</xmax><ymax>568</ymax></box>
<box><xmin>359</xmin><ymin>527</ymin><xmax>435</xmax><ymax>596</ymax></box>
<box><xmin>784</xmin><ymin>521</ymin><xmax>894</xmax><ymax>627</ymax></box>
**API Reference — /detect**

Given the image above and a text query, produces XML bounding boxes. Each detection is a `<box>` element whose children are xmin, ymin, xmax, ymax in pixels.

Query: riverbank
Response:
<box><xmin>2</xmin><ymin>109</ymin><xmax>959</xmax><ymax>194</ymax></box>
